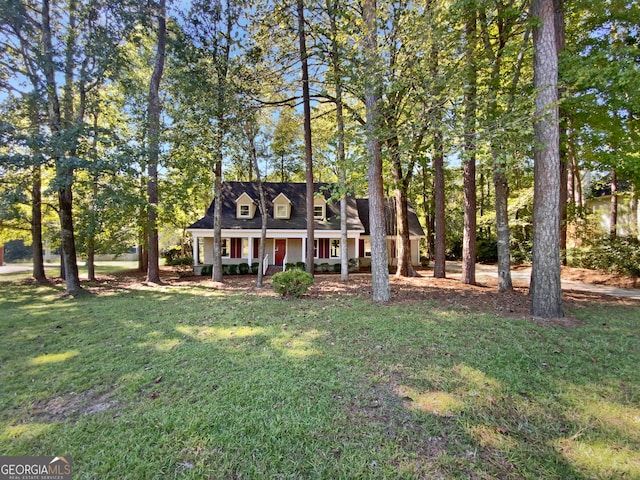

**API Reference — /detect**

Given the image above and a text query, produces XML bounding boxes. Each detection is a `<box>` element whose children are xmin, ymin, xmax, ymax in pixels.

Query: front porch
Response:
<box><xmin>190</xmin><ymin>231</ymin><xmax>364</xmax><ymax>273</ymax></box>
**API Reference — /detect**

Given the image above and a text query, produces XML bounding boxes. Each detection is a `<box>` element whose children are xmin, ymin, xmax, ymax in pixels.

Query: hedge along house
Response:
<box><xmin>187</xmin><ymin>181</ymin><xmax>425</xmax><ymax>274</ymax></box>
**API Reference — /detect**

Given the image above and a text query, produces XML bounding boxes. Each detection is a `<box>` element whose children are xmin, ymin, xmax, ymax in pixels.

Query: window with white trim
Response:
<box><xmin>239</xmin><ymin>204</ymin><xmax>251</xmax><ymax>218</ymax></box>
<box><xmin>275</xmin><ymin>204</ymin><xmax>288</xmax><ymax>219</ymax></box>
<box><xmin>221</xmin><ymin>238</ymin><xmax>230</xmax><ymax>258</ymax></box>
<box><xmin>330</xmin><ymin>239</ymin><xmax>340</xmax><ymax>258</ymax></box>
<box><xmin>364</xmin><ymin>239</ymin><xmax>372</xmax><ymax>257</ymax></box>
<box><xmin>314</xmin><ymin>205</ymin><xmax>324</xmax><ymax>219</ymax></box>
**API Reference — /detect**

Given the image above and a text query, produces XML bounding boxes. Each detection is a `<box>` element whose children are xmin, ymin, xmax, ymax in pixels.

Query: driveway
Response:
<box><xmin>444</xmin><ymin>262</ymin><xmax>640</xmax><ymax>300</ymax></box>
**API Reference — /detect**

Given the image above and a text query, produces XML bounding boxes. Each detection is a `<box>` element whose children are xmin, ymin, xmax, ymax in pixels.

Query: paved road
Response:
<box><xmin>444</xmin><ymin>262</ymin><xmax>640</xmax><ymax>300</ymax></box>
<box><xmin>0</xmin><ymin>264</ymin><xmax>58</xmax><ymax>274</ymax></box>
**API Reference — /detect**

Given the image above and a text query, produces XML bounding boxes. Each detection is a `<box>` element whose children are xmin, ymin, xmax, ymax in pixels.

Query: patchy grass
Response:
<box><xmin>0</xmin><ymin>275</ymin><xmax>638</xmax><ymax>479</ymax></box>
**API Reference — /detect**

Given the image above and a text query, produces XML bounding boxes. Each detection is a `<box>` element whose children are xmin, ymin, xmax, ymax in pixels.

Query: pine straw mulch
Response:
<box><xmin>67</xmin><ymin>265</ymin><xmax>639</xmax><ymax>328</ymax></box>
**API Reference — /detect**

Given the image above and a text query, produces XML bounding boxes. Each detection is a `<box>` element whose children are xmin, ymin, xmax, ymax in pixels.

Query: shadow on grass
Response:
<box><xmin>0</xmin><ymin>279</ymin><xmax>638</xmax><ymax>478</ymax></box>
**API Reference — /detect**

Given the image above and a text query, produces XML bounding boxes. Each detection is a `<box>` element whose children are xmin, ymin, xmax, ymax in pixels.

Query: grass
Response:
<box><xmin>0</xmin><ymin>276</ymin><xmax>638</xmax><ymax>479</ymax></box>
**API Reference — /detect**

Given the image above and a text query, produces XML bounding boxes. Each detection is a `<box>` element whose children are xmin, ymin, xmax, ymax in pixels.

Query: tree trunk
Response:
<box><xmin>630</xmin><ymin>185</ymin><xmax>638</xmax><ymax>239</ymax></box>
<box><xmin>363</xmin><ymin>0</ymin><xmax>390</xmax><ymax>302</ymax></box>
<box><xmin>462</xmin><ymin>8</ymin><xmax>477</xmax><ymax>285</ymax></box>
<box><xmin>494</xmin><ymin>165</ymin><xmax>513</xmax><ymax>291</ymax></box>
<box><xmin>212</xmin><ymin>155</ymin><xmax>223</xmax><ymax>282</ymax></box>
<box><xmin>31</xmin><ymin>164</ymin><xmax>47</xmax><ymax>283</ymax></box>
<box><xmin>554</xmin><ymin>0</ymin><xmax>568</xmax><ymax>265</ymax></box>
<box><xmin>27</xmin><ymin>97</ymin><xmax>46</xmax><ymax>284</ymax></box>
<box><xmin>610</xmin><ymin>169</ymin><xmax>618</xmax><ymax>237</ymax></box>
<box><xmin>297</xmin><ymin>0</ymin><xmax>315</xmax><ymax>276</ymax></box>
<box><xmin>433</xmin><ymin>126</ymin><xmax>446</xmax><ymax>278</ymax></box>
<box><xmin>530</xmin><ymin>0</ymin><xmax>563</xmax><ymax>318</ymax></box>
<box><xmin>42</xmin><ymin>0</ymin><xmax>82</xmax><ymax>294</ymax></box>
<box><xmin>146</xmin><ymin>0</ymin><xmax>166</xmax><ymax>285</ymax></box>
<box><xmin>393</xmin><ymin>186</ymin><xmax>417</xmax><ymax>277</ymax></box>
<box><xmin>327</xmin><ymin>0</ymin><xmax>349</xmax><ymax>282</ymax></box>
<box><xmin>247</xmin><ymin>122</ymin><xmax>268</xmax><ymax>288</ymax></box>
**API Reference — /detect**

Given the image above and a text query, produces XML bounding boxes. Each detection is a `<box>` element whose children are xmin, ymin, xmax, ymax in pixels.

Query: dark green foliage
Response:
<box><xmin>295</xmin><ymin>261</ymin><xmax>305</xmax><ymax>270</ymax></box>
<box><xmin>476</xmin><ymin>237</ymin><xmax>498</xmax><ymax>263</ymax></box>
<box><xmin>228</xmin><ymin>264</ymin><xmax>238</xmax><ymax>275</ymax></box>
<box><xmin>222</xmin><ymin>265</ymin><xmax>230</xmax><ymax>275</ymax></box>
<box><xmin>285</xmin><ymin>262</ymin><xmax>297</xmax><ymax>271</ymax></box>
<box><xmin>332</xmin><ymin>263</ymin><xmax>341</xmax><ymax>273</ymax></box>
<box><xmin>320</xmin><ymin>263</ymin><xmax>330</xmax><ymax>273</ymax></box>
<box><xmin>3</xmin><ymin>240</ymin><xmax>31</xmax><ymax>262</ymax></box>
<box><xmin>200</xmin><ymin>264</ymin><xmax>212</xmax><ymax>276</ymax></box>
<box><xmin>511</xmin><ymin>239</ymin><xmax>533</xmax><ymax>265</ymax></box>
<box><xmin>251</xmin><ymin>262</ymin><xmax>259</xmax><ymax>274</ymax></box>
<box><xmin>238</xmin><ymin>262</ymin><xmax>250</xmax><ymax>274</ymax></box>
<box><xmin>163</xmin><ymin>246</ymin><xmax>193</xmax><ymax>266</ymax></box>
<box><xmin>348</xmin><ymin>258</ymin><xmax>360</xmax><ymax>272</ymax></box>
<box><xmin>569</xmin><ymin>236</ymin><xmax>640</xmax><ymax>277</ymax></box>
<box><xmin>271</xmin><ymin>269</ymin><xmax>314</xmax><ymax>298</ymax></box>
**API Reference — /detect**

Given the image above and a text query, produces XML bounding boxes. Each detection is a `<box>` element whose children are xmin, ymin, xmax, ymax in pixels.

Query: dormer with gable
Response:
<box><xmin>313</xmin><ymin>195</ymin><xmax>327</xmax><ymax>220</ymax></box>
<box><xmin>272</xmin><ymin>192</ymin><xmax>292</xmax><ymax>220</ymax></box>
<box><xmin>235</xmin><ymin>192</ymin><xmax>257</xmax><ymax>219</ymax></box>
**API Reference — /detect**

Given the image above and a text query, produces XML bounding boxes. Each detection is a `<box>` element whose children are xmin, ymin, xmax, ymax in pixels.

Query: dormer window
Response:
<box><xmin>235</xmin><ymin>192</ymin><xmax>256</xmax><ymax>219</ymax></box>
<box><xmin>275</xmin><ymin>204</ymin><xmax>288</xmax><ymax>219</ymax></box>
<box><xmin>273</xmin><ymin>193</ymin><xmax>292</xmax><ymax>219</ymax></box>
<box><xmin>313</xmin><ymin>196</ymin><xmax>326</xmax><ymax>220</ymax></box>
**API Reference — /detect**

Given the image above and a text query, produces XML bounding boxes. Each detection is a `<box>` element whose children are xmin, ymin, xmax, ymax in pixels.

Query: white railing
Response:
<box><xmin>262</xmin><ymin>254</ymin><xmax>269</xmax><ymax>276</ymax></box>
<box><xmin>282</xmin><ymin>254</ymin><xmax>288</xmax><ymax>271</ymax></box>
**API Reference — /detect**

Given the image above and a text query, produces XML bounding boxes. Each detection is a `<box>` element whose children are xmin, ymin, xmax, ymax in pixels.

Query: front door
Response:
<box><xmin>275</xmin><ymin>239</ymin><xmax>287</xmax><ymax>266</ymax></box>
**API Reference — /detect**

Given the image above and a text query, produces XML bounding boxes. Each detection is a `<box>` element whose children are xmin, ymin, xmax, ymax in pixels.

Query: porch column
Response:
<box><xmin>192</xmin><ymin>236</ymin><xmax>199</xmax><ymax>266</ymax></box>
<box><xmin>248</xmin><ymin>236</ymin><xmax>253</xmax><ymax>265</ymax></box>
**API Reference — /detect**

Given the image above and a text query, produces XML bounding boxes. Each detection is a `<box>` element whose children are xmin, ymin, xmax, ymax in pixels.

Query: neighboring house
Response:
<box><xmin>187</xmin><ymin>182</ymin><xmax>425</xmax><ymax>273</ymax></box>
<box><xmin>585</xmin><ymin>192</ymin><xmax>639</xmax><ymax>239</ymax></box>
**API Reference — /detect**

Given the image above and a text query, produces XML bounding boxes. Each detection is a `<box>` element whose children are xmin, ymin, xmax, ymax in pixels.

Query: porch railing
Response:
<box><xmin>262</xmin><ymin>254</ymin><xmax>269</xmax><ymax>276</ymax></box>
<box><xmin>282</xmin><ymin>254</ymin><xmax>288</xmax><ymax>272</ymax></box>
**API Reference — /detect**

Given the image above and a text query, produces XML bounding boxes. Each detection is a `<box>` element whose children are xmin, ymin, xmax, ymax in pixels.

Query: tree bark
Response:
<box><xmin>462</xmin><ymin>8</ymin><xmax>477</xmax><ymax>285</ymax></box>
<box><xmin>433</xmin><ymin>125</ymin><xmax>446</xmax><ymax>279</ymax></box>
<box><xmin>327</xmin><ymin>0</ymin><xmax>349</xmax><ymax>282</ymax></box>
<box><xmin>530</xmin><ymin>0</ymin><xmax>563</xmax><ymax>318</ymax></box>
<box><xmin>630</xmin><ymin>185</ymin><xmax>638</xmax><ymax>239</ymax></box>
<box><xmin>363</xmin><ymin>0</ymin><xmax>390</xmax><ymax>302</ymax></box>
<box><xmin>31</xmin><ymin>164</ymin><xmax>47</xmax><ymax>283</ymax></box>
<box><xmin>212</xmin><ymin>153</ymin><xmax>223</xmax><ymax>282</ymax></box>
<box><xmin>297</xmin><ymin>0</ymin><xmax>315</xmax><ymax>276</ymax></box>
<box><xmin>610</xmin><ymin>169</ymin><xmax>618</xmax><ymax>237</ymax></box>
<box><xmin>246</xmin><ymin>122</ymin><xmax>268</xmax><ymax>288</ymax></box>
<box><xmin>146</xmin><ymin>0</ymin><xmax>166</xmax><ymax>284</ymax></box>
<box><xmin>554</xmin><ymin>0</ymin><xmax>568</xmax><ymax>265</ymax></box>
<box><xmin>42</xmin><ymin>0</ymin><xmax>82</xmax><ymax>294</ymax></box>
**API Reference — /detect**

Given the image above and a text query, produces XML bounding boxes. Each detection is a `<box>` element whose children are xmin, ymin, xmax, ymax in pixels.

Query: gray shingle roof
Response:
<box><xmin>187</xmin><ymin>182</ymin><xmax>425</xmax><ymax>237</ymax></box>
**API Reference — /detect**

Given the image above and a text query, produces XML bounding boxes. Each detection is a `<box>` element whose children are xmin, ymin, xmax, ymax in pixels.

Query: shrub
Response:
<box><xmin>200</xmin><ymin>264</ymin><xmax>212</xmax><ymax>276</ymax></box>
<box><xmin>251</xmin><ymin>262</ymin><xmax>259</xmax><ymax>274</ymax></box>
<box><xmin>348</xmin><ymin>258</ymin><xmax>360</xmax><ymax>272</ymax></box>
<box><xmin>272</xmin><ymin>269</ymin><xmax>314</xmax><ymax>298</ymax></box>
<box><xmin>333</xmin><ymin>263</ymin><xmax>341</xmax><ymax>273</ymax></box>
<box><xmin>228</xmin><ymin>264</ymin><xmax>238</xmax><ymax>275</ymax></box>
<box><xmin>476</xmin><ymin>237</ymin><xmax>498</xmax><ymax>263</ymax></box>
<box><xmin>320</xmin><ymin>262</ymin><xmax>330</xmax><ymax>273</ymax></box>
<box><xmin>162</xmin><ymin>246</ymin><xmax>183</xmax><ymax>264</ymax></box>
<box><xmin>285</xmin><ymin>262</ymin><xmax>297</xmax><ymax>271</ymax></box>
<box><xmin>222</xmin><ymin>265</ymin><xmax>230</xmax><ymax>275</ymax></box>
<box><xmin>295</xmin><ymin>261</ymin><xmax>306</xmax><ymax>271</ymax></box>
<box><xmin>238</xmin><ymin>262</ymin><xmax>250</xmax><ymax>275</ymax></box>
<box><xmin>568</xmin><ymin>236</ymin><xmax>640</xmax><ymax>277</ymax></box>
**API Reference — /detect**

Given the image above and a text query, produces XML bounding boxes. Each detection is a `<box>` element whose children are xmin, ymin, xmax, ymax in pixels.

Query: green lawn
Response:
<box><xmin>1</xmin><ymin>277</ymin><xmax>638</xmax><ymax>479</ymax></box>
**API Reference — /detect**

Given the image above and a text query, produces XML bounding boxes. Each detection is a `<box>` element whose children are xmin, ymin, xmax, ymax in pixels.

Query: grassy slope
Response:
<box><xmin>0</xmin><ymin>279</ymin><xmax>638</xmax><ymax>479</ymax></box>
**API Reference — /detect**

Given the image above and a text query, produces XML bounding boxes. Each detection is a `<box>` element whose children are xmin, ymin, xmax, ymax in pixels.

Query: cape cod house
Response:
<box><xmin>187</xmin><ymin>182</ymin><xmax>425</xmax><ymax>273</ymax></box>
